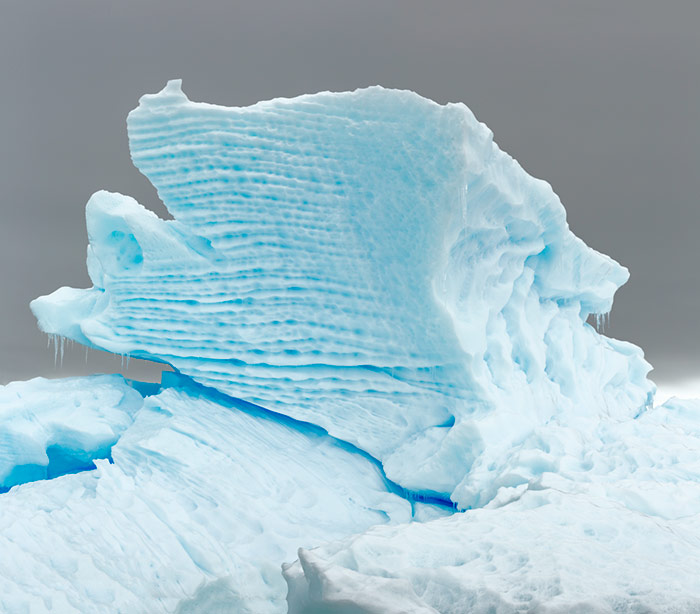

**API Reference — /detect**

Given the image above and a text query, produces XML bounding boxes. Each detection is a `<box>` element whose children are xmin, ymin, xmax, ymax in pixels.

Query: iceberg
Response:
<box><xmin>32</xmin><ymin>81</ymin><xmax>652</xmax><ymax>509</ymax></box>
<box><xmin>1</xmin><ymin>81</ymin><xmax>697</xmax><ymax>612</ymax></box>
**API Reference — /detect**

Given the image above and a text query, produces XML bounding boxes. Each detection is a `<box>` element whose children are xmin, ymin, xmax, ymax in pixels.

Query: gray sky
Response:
<box><xmin>0</xmin><ymin>0</ymin><xmax>698</xmax><ymax>387</ymax></box>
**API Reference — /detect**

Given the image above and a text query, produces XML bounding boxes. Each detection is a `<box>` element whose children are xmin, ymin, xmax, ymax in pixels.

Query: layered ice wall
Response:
<box><xmin>32</xmin><ymin>81</ymin><xmax>653</xmax><ymax>507</ymax></box>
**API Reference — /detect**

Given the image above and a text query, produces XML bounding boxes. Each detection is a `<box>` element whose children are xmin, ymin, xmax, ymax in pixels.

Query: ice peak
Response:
<box><xmin>137</xmin><ymin>78</ymin><xmax>189</xmax><ymax>108</ymax></box>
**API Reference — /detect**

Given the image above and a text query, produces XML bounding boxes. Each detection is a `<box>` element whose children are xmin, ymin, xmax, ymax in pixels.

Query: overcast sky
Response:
<box><xmin>0</xmin><ymin>0</ymin><xmax>698</xmax><ymax>389</ymax></box>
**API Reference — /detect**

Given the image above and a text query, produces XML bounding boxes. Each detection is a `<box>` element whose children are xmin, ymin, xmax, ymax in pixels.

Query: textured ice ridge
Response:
<box><xmin>31</xmin><ymin>80</ymin><xmax>654</xmax><ymax>509</ymax></box>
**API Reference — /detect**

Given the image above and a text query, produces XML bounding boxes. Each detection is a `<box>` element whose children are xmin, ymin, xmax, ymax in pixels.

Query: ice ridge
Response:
<box><xmin>0</xmin><ymin>376</ymin><xmax>417</xmax><ymax>613</ymax></box>
<box><xmin>31</xmin><ymin>80</ymin><xmax>654</xmax><ymax>509</ymax></box>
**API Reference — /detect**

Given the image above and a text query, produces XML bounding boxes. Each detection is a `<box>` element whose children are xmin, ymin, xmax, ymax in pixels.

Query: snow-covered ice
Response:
<box><xmin>285</xmin><ymin>398</ymin><xmax>700</xmax><ymax>612</ymax></box>
<box><xmin>285</xmin><ymin>485</ymin><xmax>700</xmax><ymax>613</ymax></box>
<box><xmin>2</xmin><ymin>81</ymin><xmax>699</xmax><ymax>612</ymax></box>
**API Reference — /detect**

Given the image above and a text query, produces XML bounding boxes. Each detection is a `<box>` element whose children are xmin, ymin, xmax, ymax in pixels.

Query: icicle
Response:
<box><xmin>119</xmin><ymin>353</ymin><xmax>132</xmax><ymax>370</ymax></box>
<box><xmin>593</xmin><ymin>311</ymin><xmax>611</xmax><ymax>333</ymax></box>
<box><xmin>59</xmin><ymin>335</ymin><xmax>65</xmax><ymax>367</ymax></box>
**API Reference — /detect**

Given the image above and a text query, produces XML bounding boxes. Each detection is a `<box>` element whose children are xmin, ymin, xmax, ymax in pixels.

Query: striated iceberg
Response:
<box><xmin>32</xmin><ymin>81</ymin><xmax>652</xmax><ymax>508</ymax></box>
<box><xmin>1</xmin><ymin>81</ymin><xmax>698</xmax><ymax>612</ymax></box>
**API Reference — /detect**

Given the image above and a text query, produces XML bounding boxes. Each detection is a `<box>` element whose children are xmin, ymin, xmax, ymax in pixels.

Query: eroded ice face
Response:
<box><xmin>31</xmin><ymin>82</ymin><xmax>652</xmax><ymax>507</ymax></box>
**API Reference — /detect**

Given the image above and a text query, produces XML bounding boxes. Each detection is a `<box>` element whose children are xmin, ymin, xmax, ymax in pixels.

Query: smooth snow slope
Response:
<box><xmin>31</xmin><ymin>81</ymin><xmax>653</xmax><ymax>508</ymax></box>
<box><xmin>0</xmin><ymin>380</ymin><xmax>412</xmax><ymax>614</ymax></box>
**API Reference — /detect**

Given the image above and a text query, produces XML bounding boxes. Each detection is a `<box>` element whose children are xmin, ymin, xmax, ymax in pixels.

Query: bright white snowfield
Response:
<box><xmin>2</xmin><ymin>81</ymin><xmax>698</xmax><ymax>612</ymax></box>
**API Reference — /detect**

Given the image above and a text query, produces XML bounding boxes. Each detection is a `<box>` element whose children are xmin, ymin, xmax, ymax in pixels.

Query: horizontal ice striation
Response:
<box><xmin>32</xmin><ymin>81</ymin><xmax>653</xmax><ymax>507</ymax></box>
<box><xmin>0</xmin><ymin>380</ymin><xmax>413</xmax><ymax>614</ymax></box>
<box><xmin>0</xmin><ymin>375</ymin><xmax>142</xmax><ymax>492</ymax></box>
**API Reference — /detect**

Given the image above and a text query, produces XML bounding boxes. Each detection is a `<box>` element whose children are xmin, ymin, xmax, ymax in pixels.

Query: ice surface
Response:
<box><xmin>285</xmin><ymin>487</ymin><xmax>700</xmax><ymax>613</ymax></box>
<box><xmin>0</xmin><ymin>375</ymin><xmax>142</xmax><ymax>492</ymax></box>
<box><xmin>0</xmin><ymin>379</ymin><xmax>413</xmax><ymax>613</ymax></box>
<box><xmin>285</xmin><ymin>398</ymin><xmax>700</xmax><ymax>613</ymax></box>
<box><xmin>31</xmin><ymin>81</ymin><xmax>653</xmax><ymax>507</ymax></box>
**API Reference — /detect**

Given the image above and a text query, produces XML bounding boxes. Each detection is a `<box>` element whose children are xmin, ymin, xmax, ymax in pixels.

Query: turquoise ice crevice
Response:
<box><xmin>31</xmin><ymin>81</ymin><xmax>654</xmax><ymax>509</ymax></box>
